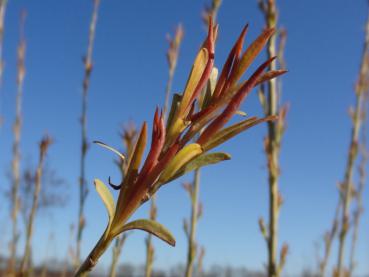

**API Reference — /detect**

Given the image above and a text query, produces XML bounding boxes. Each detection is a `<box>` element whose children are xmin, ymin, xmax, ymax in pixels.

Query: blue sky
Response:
<box><xmin>0</xmin><ymin>0</ymin><xmax>368</xmax><ymax>275</ymax></box>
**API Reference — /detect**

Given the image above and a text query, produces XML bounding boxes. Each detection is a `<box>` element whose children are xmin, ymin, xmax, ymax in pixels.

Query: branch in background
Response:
<box><xmin>197</xmin><ymin>245</ymin><xmax>205</xmax><ymax>277</ymax></box>
<box><xmin>257</xmin><ymin>1</ymin><xmax>288</xmax><ymax>276</ymax></box>
<box><xmin>336</xmin><ymin>4</ymin><xmax>369</xmax><ymax>276</ymax></box>
<box><xmin>202</xmin><ymin>0</ymin><xmax>222</xmax><ymax>28</ymax></box>
<box><xmin>61</xmin><ymin>224</ymin><xmax>76</xmax><ymax>277</ymax></box>
<box><xmin>348</xmin><ymin>89</ymin><xmax>369</xmax><ymax>276</ymax></box>
<box><xmin>0</xmin><ymin>0</ymin><xmax>8</xmax><ymax>128</ymax></box>
<box><xmin>108</xmin><ymin>124</ymin><xmax>137</xmax><ymax>277</ymax></box>
<box><xmin>20</xmin><ymin>136</ymin><xmax>53</xmax><ymax>276</ymax></box>
<box><xmin>183</xmin><ymin>178</ymin><xmax>204</xmax><ymax>277</ymax></box>
<box><xmin>8</xmin><ymin>11</ymin><xmax>26</xmax><ymax>275</ymax></box>
<box><xmin>163</xmin><ymin>24</ymin><xmax>184</xmax><ymax>119</ymax></box>
<box><xmin>76</xmin><ymin>0</ymin><xmax>100</xmax><ymax>264</ymax></box>
<box><xmin>145</xmin><ymin>23</ymin><xmax>184</xmax><ymax>277</ymax></box>
<box><xmin>318</xmin><ymin>199</ymin><xmax>340</xmax><ymax>277</ymax></box>
<box><xmin>109</xmin><ymin>234</ymin><xmax>128</xmax><ymax>277</ymax></box>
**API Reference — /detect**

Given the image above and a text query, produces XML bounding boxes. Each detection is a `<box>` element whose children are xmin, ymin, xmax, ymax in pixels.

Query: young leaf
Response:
<box><xmin>232</xmin><ymin>28</ymin><xmax>275</xmax><ymax>85</ymax></box>
<box><xmin>163</xmin><ymin>152</ymin><xmax>231</xmax><ymax>184</ymax></box>
<box><xmin>159</xmin><ymin>143</ymin><xmax>203</xmax><ymax>183</ymax></box>
<box><xmin>113</xmin><ymin>219</ymin><xmax>176</xmax><ymax>246</ymax></box>
<box><xmin>94</xmin><ymin>179</ymin><xmax>115</xmax><ymax>227</ymax></box>
<box><xmin>202</xmin><ymin>116</ymin><xmax>276</xmax><ymax>151</ymax></box>
<box><xmin>179</xmin><ymin>48</ymin><xmax>209</xmax><ymax>116</ymax></box>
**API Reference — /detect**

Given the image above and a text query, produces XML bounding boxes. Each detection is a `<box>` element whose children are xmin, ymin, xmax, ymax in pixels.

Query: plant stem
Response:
<box><xmin>259</xmin><ymin>1</ymin><xmax>282</xmax><ymax>276</ymax></box>
<box><xmin>185</xmin><ymin>169</ymin><xmax>200</xmax><ymax>277</ymax></box>
<box><xmin>75</xmin><ymin>233</ymin><xmax>114</xmax><ymax>277</ymax></box>
<box><xmin>336</xmin><ymin>6</ymin><xmax>369</xmax><ymax>276</ymax></box>
<box><xmin>20</xmin><ymin>137</ymin><xmax>51</xmax><ymax>276</ymax></box>
<box><xmin>9</xmin><ymin>11</ymin><xmax>26</xmax><ymax>275</ymax></box>
<box><xmin>0</xmin><ymin>0</ymin><xmax>7</xmax><ymax>129</ymax></box>
<box><xmin>76</xmin><ymin>0</ymin><xmax>100</xmax><ymax>263</ymax></box>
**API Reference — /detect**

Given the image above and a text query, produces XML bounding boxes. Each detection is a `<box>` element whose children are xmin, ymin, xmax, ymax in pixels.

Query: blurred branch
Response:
<box><xmin>76</xmin><ymin>0</ymin><xmax>100</xmax><ymax>264</ymax></box>
<box><xmin>258</xmin><ymin>0</ymin><xmax>288</xmax><ymax>276</ymax></box>
<box><xmin>8</xmin><ymin>10</ymin><xmax>26</xmax><ymax>275</ymax></box>
<box><xmin>336</xmin><ymin>4</ymin><xmax>369</xmax><ymax>276</ymax></box>
<box><xmin>20</xmin><ymin>136</ymin><xmax>52</xmax><ymax>276</ymax></box>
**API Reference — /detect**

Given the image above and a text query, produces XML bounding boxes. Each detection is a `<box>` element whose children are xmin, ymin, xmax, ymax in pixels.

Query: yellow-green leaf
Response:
<box><xmin>164</xmin><ymin>152</ymin><xmax>231</xmax><ymax>184</ymax></box>
<box><xmin>200</xmin><ymin>67</ymin><xmax>218</xmax><ymax>110</ymax></box>
<box><xmin>94</xmin><ymin>179</ymin><xmax>115</xmax><ymax>228</ymax></box>
<box><xmin>166</xmin><ymin>93</ymin><xmax>182</xmax><ymax>131</ymax></box>
<box><xmin>113</xmin><ymin>219</ymin><xmax>176</xmax><ymax>246</ymax></box>
<box><xmin>159</xmin><ymin>143</ymin><xmax>203</xmax><ymax>183</ymax></box>
<box><xmin>203</xmin><ymin>117</ymin><xmax>275</xmax><ymax>151</ymax></box>
<box><xmin>179</xmin><ymin>48</ymin><xmax>209</xmax><ymax>116</ymax></box>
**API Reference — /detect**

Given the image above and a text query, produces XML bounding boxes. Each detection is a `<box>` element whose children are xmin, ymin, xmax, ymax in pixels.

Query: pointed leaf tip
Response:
<box><xmin>115</xmin><ymin>219</ymin><xmax>176</xmax><ymax>246</ymax></box>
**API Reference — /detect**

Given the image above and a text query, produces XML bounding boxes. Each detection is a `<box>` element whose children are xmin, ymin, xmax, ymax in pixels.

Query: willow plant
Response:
<box><xmin>74</xmin><ymin>19</ymin><xmax>286</xmax><ymax>276</ymax></box>
<box><xmin>76</xmin><ymin>0</ymin><xmax>100</xmax><ymax>263</ymax></box>
<box><xmin>20</xmin><ymin>136</ymin><xmax>52</xmax><ymax>276</ymax></box>
<box><xmin>348</xmin><ymin>130</ymin><xmax>368</xmax><ymax>275</ymax></box>
<box><xmin>335</xmin><ymin>5</ymin><xmax>369</xmax><ymax>276</ymax></box>
<box><xmin>184</xmin><ymin>3</ymin><xmax>222</xmax><ymax>276</ymax></box>
<box><xmin>144</xmin><ymin>25</ymin><xmax>184</xmax><ymax>277</ymax></box>
<box><xmin>108</xmin><ymin>124</ymin><xmax>137</xmax><ymax>277</ymax></box>
<box><xmin>0</xmin><ymin>0</ymin><xmax>7</xmax><ymax>128</ymax></box>
<box><xmin>257</xmin><ymin>1</ymin><xmax>289</xmax><ymax>276</ymax></box>
<box><xmin>9</xmin><ymin>11</ymin><xmax>26</xmax><ymax>275</ymax></box>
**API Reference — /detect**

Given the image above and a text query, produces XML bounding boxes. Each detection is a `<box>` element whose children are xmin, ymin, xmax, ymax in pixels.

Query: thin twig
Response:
<box><xmin>258</xmin><ymin>1</ymin><xmax>288</xmax><ymax>276</ymax></box>
<box><xmin>336</xmin><ymin>4</ymin><xmax>369</xmax><ymax>276</ymax></box>
<box><xmin>8</xmin><ymin>11</ymin><xmax>26</xmax><ymax>275</ymax></box>
<box><xmin>20</xmin><ymin>136</ymin><xmax>52</xmax><ymax>276</ymax></box>
<box><xmin>76</xmin><ymin>0</ymin><xmax>100</xmax><ymax>264</ymax></box>
<box><xmin>0</xmin><ymin>0</ymin><xmax>8</xmax><ymax>129</ymax></box>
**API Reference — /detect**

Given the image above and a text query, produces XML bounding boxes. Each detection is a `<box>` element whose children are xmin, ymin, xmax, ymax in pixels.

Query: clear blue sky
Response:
<box><xmin>0</xmin><ymin>0</ymin><xmax>368</xmax><ymax>275</ymax></box>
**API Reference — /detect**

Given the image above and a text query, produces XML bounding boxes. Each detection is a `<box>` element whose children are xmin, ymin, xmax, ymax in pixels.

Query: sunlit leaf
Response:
<box><xmin>179</xmin><ymin>48</ymin><xmax>209</xmax><ymax>116</ymax></box>
<box><xmin>159</xmin><ymin>143</ymin><xmax>203</xmax><ymax>183</ymax></box>
<box><xmin>164</xmin><ymin>152</ymin><xmax>231</xmax><ymax>184</ymax></box>
<box><xmin>232</xmin><ymin>28</ymin><xmax>275</xmax><ymax>84</ymax></box>
<box><xmin>113</xmin><ymin>219</ymin><xmax>176</xmax><ymax>246</ymax></box>
<box><xmin>255</xmin><ymin>69</ymin><xmax>287</xmax><ymax>87</ymax></box>
<box><xmin>94</xmin><ymin>179</ymin><xmax>115</xmax><ymax>229</ymax></box>
<box><xmin>203</xmin><ymin>116</ymin><xmax>276</xmax><ymax>151</ymax></box>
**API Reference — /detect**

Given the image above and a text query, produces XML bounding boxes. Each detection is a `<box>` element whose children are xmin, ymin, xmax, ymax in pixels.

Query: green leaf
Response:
<box><xmin>170</xmin><ymin>152</ymin><xmax>231</xmax><ymax>182</ymax></box>
<box><xmin>166</xmin><ymin>93</ymin><xmax>182</xmax><ymax>131</ymax></box>
<box><xmin>94</xmin><ymin>140</ymin><xmax>125</xmax><ymax>161</ymax></box>
<box><xmin>202</xmin><ymin>116</ymin><xmax>275</xmax><ymax>151</ymax></box>
<box><xmin>159</xmin><ymin>143</ymin><xmax>203</xmax><ymax>184</ymax></box>
<box><xmin>94</xmin><ymin>179</ymin><xmax>115</xmax><ymax>228</ymax></box>
<box><xmin>113</xmin><ymin>219</ymin><xmax>176</xmax><ymax>246</ymax></box>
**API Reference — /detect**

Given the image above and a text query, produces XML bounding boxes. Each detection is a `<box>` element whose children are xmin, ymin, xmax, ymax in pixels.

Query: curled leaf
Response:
<box><xmin>94</xmin><ymin>141</ymin><xmax>125</xmax><ymax>161</ymax></box>
<box><xmin>113</xmin><ymin>219</ymin><xmax>176</xmax><ymax>246</ymax></box>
